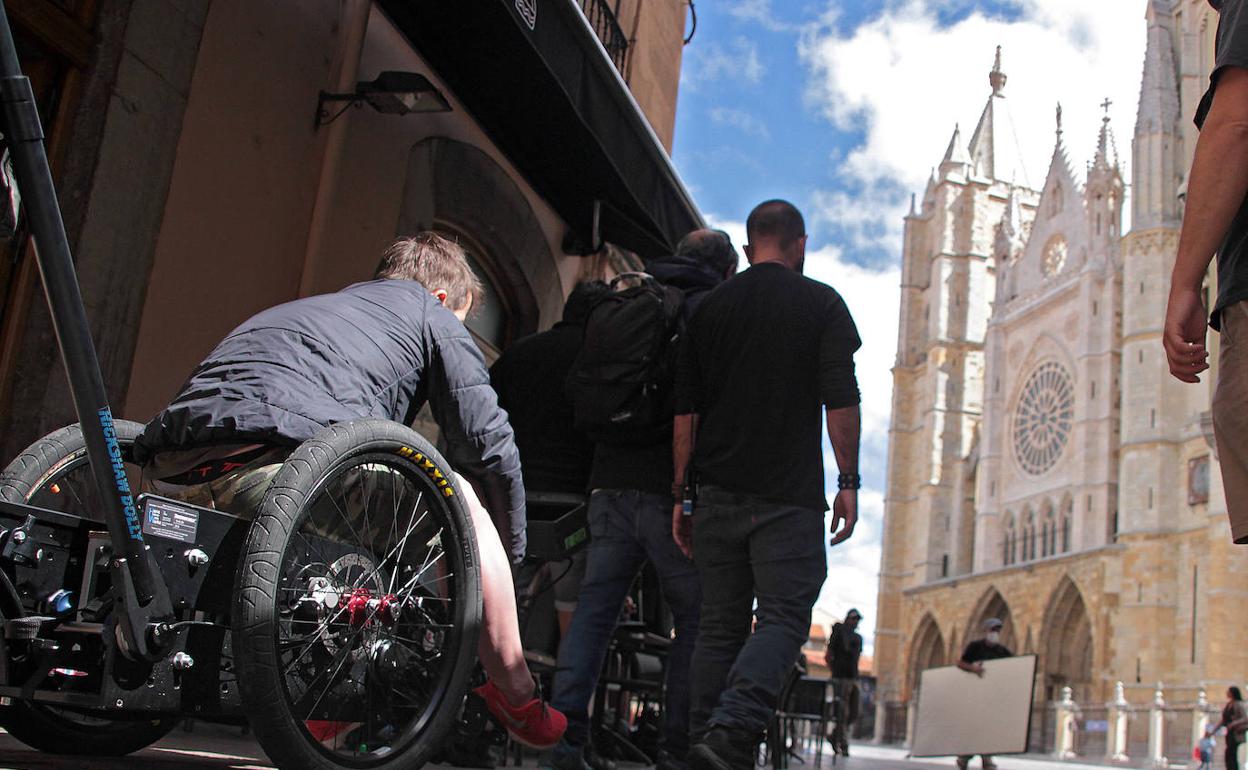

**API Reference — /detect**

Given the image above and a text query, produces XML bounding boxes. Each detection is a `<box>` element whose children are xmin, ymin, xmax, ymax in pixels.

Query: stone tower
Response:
<box><xmin>875</xmin><ymin>47</ymin><xmax>1038</xmax><ymax>719</ymax></box>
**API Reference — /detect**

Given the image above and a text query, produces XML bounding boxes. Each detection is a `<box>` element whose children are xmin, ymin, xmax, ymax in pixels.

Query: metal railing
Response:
<box><xmin>578</xmin><ymin>0</ymin><xmax>630</xmax><ymax>75</ymax></box>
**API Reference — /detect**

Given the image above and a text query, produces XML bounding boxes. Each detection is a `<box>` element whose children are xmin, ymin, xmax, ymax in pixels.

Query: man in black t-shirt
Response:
<box><xmin>825</xmin><ymin>609</ymin><xmax>864</xmax><ymax>756</ymax></box>
<box><xmin>672</xmin><ymin>200</ymin><xmax>862</xmax><ymax>770</ymax></box>
<box><xmin>954</xmin><ymin>618</ymin><xmax>1014</xmax><ymax>770</ymax></box>
<box><xmin>1164</xmin><ymin>0</ymin><xmax>1248</xmax><ymax>545</ymax></box>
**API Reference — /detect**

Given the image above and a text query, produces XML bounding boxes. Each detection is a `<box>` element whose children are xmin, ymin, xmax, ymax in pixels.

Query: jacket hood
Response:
<box><xmin>645</xmin><ymin>254</ymin><xmax>724</xmax><ymax>295</ymax></box>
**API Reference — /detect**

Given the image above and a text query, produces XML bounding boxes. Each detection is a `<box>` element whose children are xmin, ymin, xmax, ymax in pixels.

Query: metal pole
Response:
<box><xmin>0</xmin><ymin>2</ymin><xmax>156</xmax><ymax>603</ymax></box>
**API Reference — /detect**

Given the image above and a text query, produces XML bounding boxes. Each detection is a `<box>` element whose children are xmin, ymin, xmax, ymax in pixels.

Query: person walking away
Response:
<box><xmin>135</xmin><ymin>233</ymin><xmax>566</xmax><ymax>749</ymax></box>
<box><xmin>1163</xmin><ymin>0</ymin><xmax>1248</xmax><ymax>544</ymax></box>
<box><xmin>545</xmin><ymin>229</ymin><xmax>739</xmax><ymax>770</ymax></box>
<box><xmin>954</xmin><ymin>618</ymin><xmax>1013</xmax><ymax>770</ymax></box>
<box><xmin>825</xmin><ymin>609</ymin><xmax>863</xmax><ymax>757</ymax></box>
<box><xmin>1217</xmin><ymin>687</ymin><xmax>1248</xmax><ymax>770</ymax></box>
<box><xmin>671</xmin><ymin>200</ymin><xmax>861</xmax><ymax>770</ymax></box>
<box><xmin>491</xmin><ymin>281</ymin><xmax>610</xmax><ymax>640</ymax></box>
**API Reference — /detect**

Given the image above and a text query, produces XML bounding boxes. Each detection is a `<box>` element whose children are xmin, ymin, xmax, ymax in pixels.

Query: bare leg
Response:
<box><xmin>462</xmin><ymin>480</ymin><xmax>536</xmax><ymax>705</ymax></box>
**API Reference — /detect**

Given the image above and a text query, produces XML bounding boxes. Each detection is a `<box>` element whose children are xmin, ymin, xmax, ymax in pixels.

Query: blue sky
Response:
<box><xmin>667</xmin><ymin>0</ymin><xmax>1147</xmax><ymax>650</ymax></box>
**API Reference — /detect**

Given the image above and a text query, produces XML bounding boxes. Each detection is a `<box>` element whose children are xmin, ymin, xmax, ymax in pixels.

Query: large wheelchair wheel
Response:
<box><xmin>0</xmin><ymin>422</ymin><xmax>179</xmax><ymax>755</ymax></box>
<box><xmin>234</xmin><ymin>419</ymin><xmax>483</xmax><ymax>769</ymax></box>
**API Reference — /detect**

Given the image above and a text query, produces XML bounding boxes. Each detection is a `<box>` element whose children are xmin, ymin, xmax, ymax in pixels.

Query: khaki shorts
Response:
<box><xmin>139</xmin><ymin>445</ymin><xmax>289</xmax><ymax>516</ymax></box>
<box><xmin>1213</xmin><ymin>300</ymin><xmax>1248</xmax><ymax>544</ymax></box>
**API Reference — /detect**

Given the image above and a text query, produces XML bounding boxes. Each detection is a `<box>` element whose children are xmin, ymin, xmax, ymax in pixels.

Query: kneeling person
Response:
<box><xmin>134</xmin><ymin>232</ymin><xmax>565</xmax><ymax>749</ymax></box>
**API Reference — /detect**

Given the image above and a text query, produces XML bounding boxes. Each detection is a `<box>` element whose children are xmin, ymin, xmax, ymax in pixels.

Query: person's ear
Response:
<box><xmin>432</xmin><ymin>288</ymin><xmax>449</xmax><ymax>306</ymax></box>
<box><xmin>743</xmin><ymin>244</ymin><xmax>754</xmax><ymax>263</ymax></box>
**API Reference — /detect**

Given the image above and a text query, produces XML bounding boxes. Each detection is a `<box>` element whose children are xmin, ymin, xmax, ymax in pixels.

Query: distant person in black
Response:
<box><xmin>490</xmin><ymin>280</ymin><xmax>610</xmax><ymax>637</ymax></box>
<box><xmin>545</xmin><ymin>229</ymin><xmax>739</xmax><ymax>770</ymax></box>
<box><xmin>672</xmin><ymin>200</ymin><xmax>862</xmax><ymax>770</ymax></box>
<box><xmin>1163</xmin><ymin>0</ymin><xmax>1248</xmax><ymax>544</ymax></box>
<box><xmin>954</xmin><ymin>618</ymin><xmax>1014</xmax><ymax>770</ymax></box>
<box><xmin>825</xmin><ymin>608</ymin><xmax>864</xmax><ymax>756</ymax></box>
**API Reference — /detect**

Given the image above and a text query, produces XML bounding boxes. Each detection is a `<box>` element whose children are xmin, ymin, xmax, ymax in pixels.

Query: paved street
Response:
<box><xmin>0</xmin><ymin>727</ymin><xmax>1164</xmax><ymax>770</ymax></box>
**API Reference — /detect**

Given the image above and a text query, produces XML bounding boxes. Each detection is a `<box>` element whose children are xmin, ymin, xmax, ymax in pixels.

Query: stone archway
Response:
<box><xmin>399</xmin><ymin>137</ymin><xmax>555</xmax><ymax>341</ymax></box>
<box><xmin>1040</xmin><ymin>576</ymin><xmax>1093</xmax><ymax>702</ymax></box>
<box><xmin>908</xmin><ymin>614</ymin><xmax>947</xmax><ymax>698</ymax></box>
<box><xmin>967</xmin><ymin>586</ymin><xmax>1017</xmax><ymax>653</ymax></box>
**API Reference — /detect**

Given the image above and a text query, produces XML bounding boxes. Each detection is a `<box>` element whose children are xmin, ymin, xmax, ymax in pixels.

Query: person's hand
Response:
<box><xmin>1164</xmin><ymin>286</ymin><xmax>1210</xmax><ymax>383</ymax></box>
<box><xmin>672</xmin><ymin>503</ymin><xmax>693</xmax><ymax>560</ymax></box>
<box><xmin>830</xmin><ymin>489</ymin><xmax>858</xmax><ymax>546</ymax></box>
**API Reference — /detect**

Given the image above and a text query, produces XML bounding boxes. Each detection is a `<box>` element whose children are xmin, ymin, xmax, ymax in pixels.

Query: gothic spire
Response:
<box><xmin>1092</xmin><ymin>98</ymin><xmax>1119</xmax><ymax>171</ymax></box>
<box><xmin>968</xmin><ymin>47</ymin><xmax>1030</xmax><ymax>187</ymax></box>
<box><xmin>1131</xmin><ymin>0</ymin><xmax>1182</xmax><ymax>229</ymax></box>
<box><xmin>989</xmin><ymin>45</ymin><xmax>1006</xmax><ymax>95</ymax></box>
<box><xmin>941</xmin><ymin>123</ymin><xmax>970</xmax><ymax>169</ymax></box>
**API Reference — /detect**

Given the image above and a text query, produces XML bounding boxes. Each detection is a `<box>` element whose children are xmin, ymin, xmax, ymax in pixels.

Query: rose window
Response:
<box><xmin>1012</xmin><ymin>361</ymin><xmax>1074</xmax><ymax>476</ymax></box>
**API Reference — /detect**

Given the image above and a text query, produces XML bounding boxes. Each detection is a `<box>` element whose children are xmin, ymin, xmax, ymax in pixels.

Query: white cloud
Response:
<box><xmin>799</xmin><ymin>0</ymin><xmax>1146</xmax><ymax>256</ymax></box>
<box><xmin>710</xmin><ymin>106</ymin><xmax>772</xmax><ymax>140</ymax></box>
<box><xmin>726</xmin><ymin>0</ymin><xmax>797</xmax><ymax>33</ymax></box>
<box><xmin>682</xmin><ymin>36</ymin><xmax>765</xmax><ymax>90</ymax></box>
<box><xmin>707</xmin><ymin>215</ymin><xmax>900</xmax><ymax>655</ymax></box>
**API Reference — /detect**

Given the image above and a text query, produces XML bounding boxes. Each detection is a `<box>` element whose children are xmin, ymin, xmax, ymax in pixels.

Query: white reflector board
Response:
<box><xmin>911</xmin><ymin>654</ymin><xmax>1037</xmax><ymax>757</ymax></box>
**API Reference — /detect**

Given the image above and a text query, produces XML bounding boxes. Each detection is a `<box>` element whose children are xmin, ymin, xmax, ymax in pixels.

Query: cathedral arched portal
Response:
<box><xmin>967</xmin><ymin>586</ymin><xmax>1017</xmax><ymax>653</ymax></box>
<box><xmin>908</xmin><ymin>614</ymin><xmax>947</xmax><ymax>699</ymax></box>
<box><xmin>1040</xmin><ymin>576</ymin><xmax>1093</xmax><ymax>702</ymax></box>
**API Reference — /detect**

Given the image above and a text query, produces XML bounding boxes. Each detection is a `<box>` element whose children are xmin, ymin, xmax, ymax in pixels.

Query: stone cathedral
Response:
<box><xmin>873</xmin><ymin>0</ymin><xmax>1248</xmax><ymax>745</ymax></box>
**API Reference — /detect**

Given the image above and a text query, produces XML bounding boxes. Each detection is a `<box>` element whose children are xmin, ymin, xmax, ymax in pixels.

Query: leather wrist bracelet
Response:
<box><xmin>837</xmin><ymin>472</ymin><xmax>861</xmax><ymax>491</ymax></box>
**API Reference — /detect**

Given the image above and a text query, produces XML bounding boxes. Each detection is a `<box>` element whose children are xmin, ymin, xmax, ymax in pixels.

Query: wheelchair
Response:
<box><xmin>0</xmin><ymin>417</ymin><xmax>482</xmax><ymax>768</ymax></box>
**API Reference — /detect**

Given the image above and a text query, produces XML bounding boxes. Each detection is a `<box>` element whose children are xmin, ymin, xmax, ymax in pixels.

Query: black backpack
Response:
<box><xmin>567</xmin><ymin>272</ymin><xmax>686</xmax><ymax>445</ymax></box>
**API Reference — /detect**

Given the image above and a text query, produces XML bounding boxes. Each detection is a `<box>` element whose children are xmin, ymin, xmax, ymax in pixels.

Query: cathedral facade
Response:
<box><xmin>873</xmin><ymin>0</ymin><xmax>1248</xmax><ymax>745</ymax></box>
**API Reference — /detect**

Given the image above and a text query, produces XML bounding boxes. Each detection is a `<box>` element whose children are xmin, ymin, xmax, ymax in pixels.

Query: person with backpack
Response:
<box><xmin>543</xmin><ymin>229</ymin><xmax>738</xmax><ymax>770</ymax></box>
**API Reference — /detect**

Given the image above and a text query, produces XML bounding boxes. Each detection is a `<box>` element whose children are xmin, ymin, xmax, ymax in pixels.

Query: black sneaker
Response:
<box><xmin>689</xmin><ymin>727</ymin><xmax>757</xmax><ymax>770</ymax></box>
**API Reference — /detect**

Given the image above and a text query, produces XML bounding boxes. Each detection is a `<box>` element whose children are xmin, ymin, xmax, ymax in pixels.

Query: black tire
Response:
<box><xmin>0</xmin><ymin>421</ymin><xmax>179</xmax><ymax>756</ymax></box>
<box><xmin>234</xmin><ymin>419</ymin><xmax>483</xmax><ymax>770</ymax></box>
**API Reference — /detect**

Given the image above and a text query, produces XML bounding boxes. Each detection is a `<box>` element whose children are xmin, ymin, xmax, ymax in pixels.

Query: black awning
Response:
<box><xmin>377</xmin><ymin>0</ymin><xmax>704</xmax><ymax>259</ymax></box>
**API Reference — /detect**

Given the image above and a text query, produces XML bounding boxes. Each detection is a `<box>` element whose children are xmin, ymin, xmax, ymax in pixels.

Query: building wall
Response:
<box><xmin>620</xmin><ymin>0</ymin><xmax>687</xmax><ymax>151</ymax></box>
<box><xmin>122</xmin><ymin>0</ymin><xmax>689</xmax><ymax>422</ymax></box>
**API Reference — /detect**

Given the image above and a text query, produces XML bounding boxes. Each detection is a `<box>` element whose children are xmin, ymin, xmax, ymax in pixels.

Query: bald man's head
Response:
<box><xmin>745</xmin><ymin>200</ymin><xmax>807</xmax><ymax>270</ymax></box>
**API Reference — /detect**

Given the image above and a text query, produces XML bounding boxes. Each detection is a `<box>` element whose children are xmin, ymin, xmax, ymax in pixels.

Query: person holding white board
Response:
<box><xmin>954</xmin><ymin>618</ymin><xmax>1014</xmax><ymax>770</ymax></box>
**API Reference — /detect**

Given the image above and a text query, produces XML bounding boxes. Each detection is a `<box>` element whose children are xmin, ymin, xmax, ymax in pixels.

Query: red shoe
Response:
<box><xmin>473</xmin><ymin>679</ymin><xmax>567</xmax><ymax>749</ymax></box>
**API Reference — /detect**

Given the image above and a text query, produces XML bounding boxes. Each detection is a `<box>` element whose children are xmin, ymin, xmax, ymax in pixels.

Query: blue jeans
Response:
<box><xmin>689</xmin><ymin>486</ymin><xmax>827</xmax><ymax>737</ymax></box>
<box><xmin>551</xmin><ymin>489</ymin><xmax>702</xmax><ymax>757</ymax></box>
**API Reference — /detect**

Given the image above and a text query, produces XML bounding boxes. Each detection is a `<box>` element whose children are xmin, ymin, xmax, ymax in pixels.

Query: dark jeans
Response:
<box><xmin>689</xmin><ymin>486</ymin><xmax>827</xmax><ymax>738</ymax></box>
<box><xmin>551</xmin><ymin>489</ymin><xmax>702</xmax><ymax>757</ymax></box>
<box><xmin>1229</xmin><ymin>739</ymin><xmax>1241</xmax><ymax>770</ymax></box>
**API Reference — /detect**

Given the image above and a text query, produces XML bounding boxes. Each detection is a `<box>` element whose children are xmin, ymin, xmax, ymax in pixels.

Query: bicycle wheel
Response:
<box><xmin>0</xmin><ymin>422</ymin><xmax>179</xmax><ymax>755</ymax></box>
<box><xmin>234</xmin><ymin>418</ymin><xmax>482</xmax><ymax>769</ymax></box>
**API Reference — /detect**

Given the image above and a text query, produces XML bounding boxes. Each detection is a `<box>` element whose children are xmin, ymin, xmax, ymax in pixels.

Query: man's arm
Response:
<box><xmin>426</xmin><ymin>317</ymin><xmax>527</xmax><ymax>562</ymax></box>
<box><xmin>826</xmin><ymin>404</ymin><xmax>860</xmax><ymax>546</ymax></box>
<box><xmin>1165</xmin><ymin>66</ymin><xmax>1248</xmax><ymax>382</ymax></box>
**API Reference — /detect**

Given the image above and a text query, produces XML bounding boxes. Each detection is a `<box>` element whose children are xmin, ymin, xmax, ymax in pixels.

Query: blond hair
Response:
<box><xmin>375</xmin><ymin>232</ymin><xmax>482</xmax><ymax>311</ymax></box>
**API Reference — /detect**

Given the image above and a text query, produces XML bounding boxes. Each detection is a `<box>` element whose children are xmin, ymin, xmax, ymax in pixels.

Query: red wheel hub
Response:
<box><xmin>341</xmin><ymin>588</ymin><xmax>401</xmax><ymax>628</ymax></box>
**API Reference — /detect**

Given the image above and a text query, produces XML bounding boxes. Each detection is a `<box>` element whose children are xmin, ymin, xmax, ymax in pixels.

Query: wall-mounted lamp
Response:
<box><xmin>315</xmin><ymin>71</ymin><xmax>451</xmax><ymax>128</ymax></box>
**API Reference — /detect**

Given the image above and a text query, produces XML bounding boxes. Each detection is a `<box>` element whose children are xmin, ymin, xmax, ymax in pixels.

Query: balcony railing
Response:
<box><xmin>578</xmin><ymin>0</ymin><xmax>630</xmax><ymax>75</ymax></box>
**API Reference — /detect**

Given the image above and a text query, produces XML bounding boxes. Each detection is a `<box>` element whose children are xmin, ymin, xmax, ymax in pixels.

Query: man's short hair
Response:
<box><xmin>563</xmin><ymin>280</ymin><xmax>610</xmax><ymax>325</ymax></box>
<box><xmin>746</xmin><ymin>199</ymin><xmax>806</xmax><ymax>249</ymax></box>
<box><xmin>376</xmin><ymin>232</ymin><xmax>483</xmax><ymax>311</ymax></box>
<box><xmin>675</xmin><ymin>228</ymin><xmax>738</xmax><ymax>276</ymax></box>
